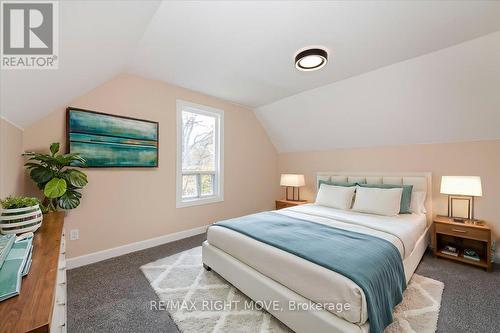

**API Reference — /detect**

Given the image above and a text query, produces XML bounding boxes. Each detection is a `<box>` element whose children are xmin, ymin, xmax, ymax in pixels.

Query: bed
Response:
<box><xmin>202</xmin><ymin>172</ymin><xmax>432</xmax><ymax>333</ymax></box>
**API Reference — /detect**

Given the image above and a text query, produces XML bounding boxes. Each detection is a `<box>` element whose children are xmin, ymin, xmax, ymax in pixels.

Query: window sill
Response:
<box><xmin>176</xmin><ymin>196</ymin><xmax>224</xmax><ymax>208</ymax></box>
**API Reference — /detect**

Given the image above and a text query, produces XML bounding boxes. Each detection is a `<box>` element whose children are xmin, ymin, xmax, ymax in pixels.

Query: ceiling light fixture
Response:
<box><xmin>295</xmin><ymin>48</ymin><xmax>328</xmax><ymax>71</ymax></box>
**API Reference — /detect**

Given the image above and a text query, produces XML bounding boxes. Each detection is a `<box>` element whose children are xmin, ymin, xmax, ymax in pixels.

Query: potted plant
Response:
<box><xmin>23</xmin><ymin>142</ymin><xmax>88</xmax><ymax>223</ymax></box>
<box><xmin>0</xmin><ymin>196</ymin><xmax>43</xmax><ymax>234</ymax></box>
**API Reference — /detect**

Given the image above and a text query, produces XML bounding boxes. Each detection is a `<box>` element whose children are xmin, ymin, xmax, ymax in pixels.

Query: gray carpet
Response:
<box><xmin>68</xmin><ymin>235</ymin><xmax>499</xmax><ymax>333</ymax></box>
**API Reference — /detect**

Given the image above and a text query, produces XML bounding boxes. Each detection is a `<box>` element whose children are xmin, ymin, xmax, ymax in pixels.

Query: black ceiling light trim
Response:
<box><xmin>295</xmin><ymin>48</ymin><xmax>328</xmax><ymax>71</ymax></box>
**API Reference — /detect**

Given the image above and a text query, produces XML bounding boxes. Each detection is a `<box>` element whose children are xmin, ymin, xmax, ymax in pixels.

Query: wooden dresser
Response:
<box><xmin>0</xmin><ymin>213</ymin><xmax>67</xmax><ymax>332</ymax></box>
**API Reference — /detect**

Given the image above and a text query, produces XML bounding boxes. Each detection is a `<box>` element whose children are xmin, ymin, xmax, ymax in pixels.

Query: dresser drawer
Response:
<box><xmin>51</xmin><ymin>228</ymin><xmax>67</xmax><ymax>333</ymax></box>
<box><xmin>50</xmin><ymin>272</ymin><xmax>67</xmax><ymax>333</ymax></box>
<box><xmin>50</xmin><ymin>300</ymin><xmax>66</xmax><ymax>333</ymax></box>
<box><xmin>435</xmin><ymin>223</ymin><xmax>490</xmax><ymax>241</ymax></box>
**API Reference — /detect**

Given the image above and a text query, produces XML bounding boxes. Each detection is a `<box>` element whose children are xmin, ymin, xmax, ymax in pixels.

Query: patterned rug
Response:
<box><xmin>141</xmin><ymin>247</ymin><xmax>444</xmax><ymax>333</ymax></box>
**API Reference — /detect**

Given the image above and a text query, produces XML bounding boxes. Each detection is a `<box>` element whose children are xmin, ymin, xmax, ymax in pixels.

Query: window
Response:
<box><xmin>176</xmin><ymin>100</ymin><xmax>223</xmax><ymax>207</ymax></box>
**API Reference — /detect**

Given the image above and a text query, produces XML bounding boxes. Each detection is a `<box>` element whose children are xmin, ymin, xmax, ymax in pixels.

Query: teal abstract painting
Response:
<box><xmin>67</xmin><ymin>108</ymin><xmax>159</xmax><ymax>167</ymax></box>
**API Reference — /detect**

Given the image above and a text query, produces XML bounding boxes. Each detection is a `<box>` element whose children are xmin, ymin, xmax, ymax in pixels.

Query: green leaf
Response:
<box><xmin>23</xmin><ymin>143</ymin><xmax>88</xmax><ymax>211</ymax></box>
<box><xmin>56</xmin><ymin>153</ymin><xmax>87</xmax><ymax>167</ymax></box>
<box><xmin>30</xmin><ymin>167</ymin><xmax>53</xmax><ymax>184</ymax></box>
<box><xmin>26</xmin><ymin>153</ymin><xmax>55</xmax><ymax>168</ymax></box>
<box><xmin>50</xmin><ymin>142</ymin><xmax>60</xmax><ymax>156</ymax></box>
<box><xmin>58</xmin><ymin>189</ymin><xmax>81</xmax><ymax>209</ymax></box>
<box><xmin>0</xmin><ymin>196</ymin><xmax>39</xmax><ymax>209</ymax></box>
<box><xmin>44</xmin><ymin>178</ymin><xmax>67</xmax><ymax>198</ymax></box>
<box><xmin>24</xmin><ymin>162</ymin><xmax>41</xmax><ymax>169</ymax></box>
<box><xmin>64</xmin><ymin>169</ymin><xmax>88</xmax><ymax>188</ymax></box>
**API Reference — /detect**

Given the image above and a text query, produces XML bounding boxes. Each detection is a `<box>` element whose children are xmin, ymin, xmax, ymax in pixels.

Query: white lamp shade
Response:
<box><xmin>280</xmin><ymin>174</ymin><xmax>305</xmax><ymax>187</ymax></box>
<box><xmin>440</xmin><ymin>176</ymin><xmax>482</xmax><ymax>196</ymax></box>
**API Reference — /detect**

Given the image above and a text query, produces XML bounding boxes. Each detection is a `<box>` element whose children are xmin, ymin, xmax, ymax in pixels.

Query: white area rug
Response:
<box><xmin>141</xmin><ymin>247</ymin><xmax>444</xmax><ymax>333</ymax></box>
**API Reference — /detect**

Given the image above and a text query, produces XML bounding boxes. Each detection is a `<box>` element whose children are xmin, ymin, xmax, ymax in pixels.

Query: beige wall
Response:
<box><xmin>23</xmin><ymin>74</ymin><xmax>279</xmax><ymax>258</ymax></box>
<box><xmin>278</xmin><ymin>140</ymin><xmax>500</xmax><ymax>241</ymax></box>
<box><xmin>0</xmin><ymin>118</ymin><xmax>25</xmax><ymax>198</ymax></box>
<box><xmin>18</xmin><ymin>73</ymin><xmax>500</xmax><ymax>259</ymax></box>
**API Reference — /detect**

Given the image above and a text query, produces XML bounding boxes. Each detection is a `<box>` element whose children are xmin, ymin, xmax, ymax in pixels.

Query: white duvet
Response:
<box><xmin>206</xmin><ymin>204</ymin><xmax>427</xmax><ymax>325</ymax></box>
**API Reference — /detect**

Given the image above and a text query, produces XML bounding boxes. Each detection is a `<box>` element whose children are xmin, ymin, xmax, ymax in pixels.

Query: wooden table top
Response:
<box><xmin>434</xmin><ymin>215</ymin><xmax>490</xmax><ymax>230</ymax></box>
<box><xmin>275</xmin><ymin>199</ymin><xmax>308</xmax><ymax>205</ymax></box>
<box><xmin>0</xmin><ymin>213</ymin><xmax>64</xmax><ymax>333</ymax></box>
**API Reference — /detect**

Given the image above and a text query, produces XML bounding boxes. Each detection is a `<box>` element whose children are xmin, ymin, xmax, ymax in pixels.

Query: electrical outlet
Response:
<box><xmin>70</xmin><ymin>229</ymin><xmax>79</xmax><ymax>240</ymax></box>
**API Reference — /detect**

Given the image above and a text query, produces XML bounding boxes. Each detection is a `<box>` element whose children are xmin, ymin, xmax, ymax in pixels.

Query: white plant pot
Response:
<box><xmin>0</xmin><ymin>204</ymin><xmax>43</xmax><ymax>234</ymax></box>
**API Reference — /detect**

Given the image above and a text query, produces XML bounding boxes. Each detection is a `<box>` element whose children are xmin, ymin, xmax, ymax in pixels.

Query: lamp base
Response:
<box><xmin>285</xmin><ymin>186</ymin><xmax>304</xmax><ymax>201</ymax></box>
<box><xmin>447</xmin><ymin>195</ymin><xmax>476</xmax><ymax>221</ymax></box>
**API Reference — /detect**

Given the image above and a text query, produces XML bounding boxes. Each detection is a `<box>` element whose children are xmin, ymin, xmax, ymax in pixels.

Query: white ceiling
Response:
<box><xmin>1</xmin><ymin>0</ymin><xmax>500</xmax><ymax>134</ymax></box>
<box><xmin>127</xmin><ymin>1</ymin><xmax>500</xmax><ymax>107</ymax></box>
<box><xmin>0</xmin><ymin>1</ymin><xmax>161</xmax><ymax>128</ymax></box>
<box><xmin>256</xmin><ymin>31</ymin><xmax>500</xmax><ymax>152</ymax></box>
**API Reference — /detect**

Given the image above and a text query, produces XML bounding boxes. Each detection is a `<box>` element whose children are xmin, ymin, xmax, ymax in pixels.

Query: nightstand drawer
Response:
<box><xmin>435</xmin><ymin>223</ymin><xmax>490</xmax><ymax>242</ymax></box>
<box><xmin>276</xmin><ymin>202</ymin><xmax>293</xmax><ymax>210</ymax></box>
<box><xmin>275</xmin><ymin>200</ymin><xmax>308</xmax><ymax>210</ymax></box>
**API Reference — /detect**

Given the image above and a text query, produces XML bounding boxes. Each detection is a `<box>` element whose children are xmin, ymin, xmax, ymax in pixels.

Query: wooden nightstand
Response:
<box><xmin>275</xmin><ymin>199</ymin><xmax>308</xmax><ymax>210</ymax></box>
<box><xmin>432</xmin><ymin>215</ymin><xmax>492</xmax><ymax>271</ymax></box>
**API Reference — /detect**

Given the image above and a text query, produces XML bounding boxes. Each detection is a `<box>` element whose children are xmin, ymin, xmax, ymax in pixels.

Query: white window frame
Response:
<box><xmin>176</xmin><ymin>100</ymin><xmax>224</xmax><ymax>208</ymax></box>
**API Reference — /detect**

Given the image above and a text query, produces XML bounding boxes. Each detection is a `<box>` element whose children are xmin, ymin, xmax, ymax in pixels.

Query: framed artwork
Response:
<box><xmin>66</xmin><ymin>107</ymin><xmax>159</xmax><ymax>167</ymax></box>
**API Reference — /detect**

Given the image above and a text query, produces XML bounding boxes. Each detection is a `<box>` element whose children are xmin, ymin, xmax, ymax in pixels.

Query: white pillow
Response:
<box><xmin>410</xmin><ymin>191</ymin><xmax>427</xmax><ymax>214</ymax></box>
<box><xmin>352</xmin><ymin>186</ymin><xmax>403</xmax><ymax>216</ymax></box>
<box><xmin>315</xmin><ymin>184</ymin><xmax>356</xmax><ymax>210</ymax></box>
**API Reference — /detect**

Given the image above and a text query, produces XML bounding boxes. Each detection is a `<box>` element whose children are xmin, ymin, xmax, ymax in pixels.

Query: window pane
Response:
<box><xmin>182</xmin><ymin>175</ymin><xmax>198</xmax><ymax>199</ymax></box>
<box><xmin>200</xmin><ymin>174</ymin><xmax>214</xmax><ymax>196</ymax></box>
<box><xmin>182</xmin><ymin>111</ymin><xmax>215</xmax><ymax>172</ymax></box>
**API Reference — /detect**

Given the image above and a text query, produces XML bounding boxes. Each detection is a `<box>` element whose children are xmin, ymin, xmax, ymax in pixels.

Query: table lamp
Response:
<box><xmin>280</xmin><ymin>174</ymin><xmax>305</xmax><ymax>201</ymax></box>
<box><xmin>440</xmin><ymin>176</ymin><xmax>482</xmax><ymax>221</ymax></box>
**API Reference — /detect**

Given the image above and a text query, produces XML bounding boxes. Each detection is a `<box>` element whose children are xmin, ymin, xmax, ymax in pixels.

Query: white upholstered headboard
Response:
<box><xmin>316</xmin><ymin>172</ymin><xmax>433</xmax><ymax>225</ymax></box>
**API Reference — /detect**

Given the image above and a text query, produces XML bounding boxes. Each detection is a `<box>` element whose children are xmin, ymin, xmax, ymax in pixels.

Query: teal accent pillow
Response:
<box><xmin>318</xmin><ymin>180</ymin><xmax>357</xmax><ymax>188</ymax></box>
<box><xmin>358</xmin><ymin>183</ymin><xmax>413</xmax><ymax>214</ymax></box>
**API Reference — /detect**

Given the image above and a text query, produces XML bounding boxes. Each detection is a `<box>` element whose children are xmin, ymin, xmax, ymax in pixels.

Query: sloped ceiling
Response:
<box><xmin>0</xmin><ymin>1</ymin><xmax>161</xmax><ymax>128</ymax></box>
<box><xmin>255</xmin><ymin>32</ymin><xmax>500</xmax><ymax>152</ymax></box>
<box><xmin>128</xmin><ymin>1</ymin><xmax>500</xmax><ymax>108</ymax></box>
<box><xmin>1</xmin><ymin>1</ymin><xmax>500</xmax><ymax>153</ymax></box>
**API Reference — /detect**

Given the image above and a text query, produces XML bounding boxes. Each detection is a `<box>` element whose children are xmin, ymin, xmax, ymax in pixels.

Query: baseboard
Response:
<box><xmin>67</xmin><ymin>225</ymin><xmax>209</xmax><ymax>269</ymax></box>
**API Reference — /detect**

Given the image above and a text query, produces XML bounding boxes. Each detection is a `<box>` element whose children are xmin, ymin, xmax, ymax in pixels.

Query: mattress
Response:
<box><xmin>206</xmin><ymin>204</ymin><xmax>427</xmax><ymax>325</ymax></box>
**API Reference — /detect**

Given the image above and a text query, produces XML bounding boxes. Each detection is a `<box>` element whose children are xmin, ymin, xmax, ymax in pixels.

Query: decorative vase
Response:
<box><xmin>0</xmin><ymin>204</ymin><xmax>43</xmax><ymax>234</ymax></box>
